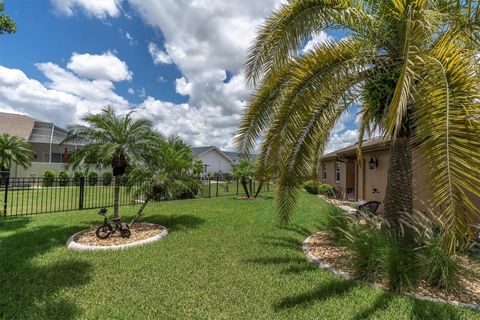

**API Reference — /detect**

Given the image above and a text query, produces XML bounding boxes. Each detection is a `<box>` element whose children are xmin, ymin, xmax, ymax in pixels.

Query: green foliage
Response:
<box><xmin>303</xmin><ymin>180</ymin><xmax>320</xmax><ymax>194</ymax></box>
<box><xmin>236</xmin><ymin>0</ymin><xmax>480</xmax><ymax>251</ymax></box>
<box><xmin>0</xmin><ymin>1</ymin><xmax>16</xmax><ymax>34</ymax></box>
<box><xmin>74</xmin><ymin>171</ymin><xmax>84</xmax><ymax>186</ymax></box>
<box><xmin>304</xmin><ymin>181</ymin><xmax>335</xmax><ymax>197</ymax></box>
<box><xmin>102</xmin><ymin>172</ymin><xmax>113</xmax><ymax>186</ymax></box>
<box><xmin>88</xmin><ymin>171</ymin><xmax>98</xmax><ymax>186</ymax></box>
<box><xmin>318</xmin><ymin>184</ymin><xmax>335</xmax><ymax>197</ymax></box>
<box><xmin>321</xmin><ymin>209</ymin><xmax>351</xmax><ymax>244</ymax></box>
<box><xmin>58</xmin><ymin>170</ymin><xmax>69</xmax><ymax>187</ymax></box>
<box><xmin>0</xmin><ymin>133</ymin><xmax>34</xmax><ymax>170</ymax></box>
<box><xmin>421</xmin><ymin>238</ymin><xmax>460</xmax><ymax>291</ymax></box>
<box><xmin>43</xmin><ymin>170</ymin><xmax>55</xmax><ymax>187</ymax></box>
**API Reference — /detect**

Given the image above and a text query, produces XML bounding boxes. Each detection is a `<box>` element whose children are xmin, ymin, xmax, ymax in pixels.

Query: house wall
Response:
<box><xmin>358</xmin><ymin>149</ymin><xmax>390</xmax><ymax>212</ymax></box>
<box><xmin>197</xmin><ymin>149</ymin><xmax>232</xmax><ymax>174</ymax></box>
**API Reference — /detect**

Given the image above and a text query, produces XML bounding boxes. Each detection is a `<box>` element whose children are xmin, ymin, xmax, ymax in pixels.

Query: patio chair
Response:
<box><xmin>358</xmin><ymin>201</ymin><xmax>381</xmax><ymax>216</ymax></box>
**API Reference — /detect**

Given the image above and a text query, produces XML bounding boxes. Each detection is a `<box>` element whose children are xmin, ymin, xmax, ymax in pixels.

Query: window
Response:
<box><xmin>335</xmin><ymin>162</ymin><xmax>341</xmax><ymax>182</ymax></box>
<box><xmin>43</xmin><ymin>153</ymin><xmax>50</xmax><ymax>162</ymax></box>
<box><xmin>322</xmin><ymin>163</ymin><xmax>327</xmax><ymax>180</ymax></box>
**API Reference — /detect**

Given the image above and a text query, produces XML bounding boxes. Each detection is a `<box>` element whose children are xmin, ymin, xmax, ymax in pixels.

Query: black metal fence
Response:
<box><xmin>0</xmin><ymin>175</ymin><xmax>274</xmax><ymax>218</ymax></box>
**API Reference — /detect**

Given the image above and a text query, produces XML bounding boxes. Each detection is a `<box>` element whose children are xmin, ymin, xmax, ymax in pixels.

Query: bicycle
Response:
<box><xmin>95</xmin><ymin>208</ymin><xmax>131</xmax><ymax>239</ymax></box>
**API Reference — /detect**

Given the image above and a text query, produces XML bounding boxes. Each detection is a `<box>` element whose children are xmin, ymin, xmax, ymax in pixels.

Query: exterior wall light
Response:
<box><xmin>368</xmin><ymin>156</ymin><xmax>378</xmax><ymax>169</ymax></box>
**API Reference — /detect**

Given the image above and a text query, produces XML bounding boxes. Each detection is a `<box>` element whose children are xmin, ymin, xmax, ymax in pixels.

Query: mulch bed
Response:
<box><xmin>307</xmin><ymin>232</ymin><xmax>480</xmax><ymax>307</ymax></box>
<box><xmin>74</xmin><ymin>223</ymin><xmax>165</xmax><ymax>247</ymax></box>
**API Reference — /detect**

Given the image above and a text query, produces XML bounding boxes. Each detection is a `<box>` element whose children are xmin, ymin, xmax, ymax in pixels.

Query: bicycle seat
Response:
<box><xmin>98</xmin><ymin>208</ymin><xmax>107</xmax><ymax>215</ymax></box>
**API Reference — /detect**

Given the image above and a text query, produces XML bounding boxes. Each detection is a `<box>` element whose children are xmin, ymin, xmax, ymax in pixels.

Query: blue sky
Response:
<box><xmin>0</xmin><ymin>0</ymin><xmax>358</xmax><ymax>151</ymax></box>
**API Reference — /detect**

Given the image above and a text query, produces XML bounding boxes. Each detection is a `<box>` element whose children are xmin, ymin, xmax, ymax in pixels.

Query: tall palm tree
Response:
<box><xmin>236</xmin><ymin>0</ymin><xmax>480</xmax><ymax>252</ymax></box>
<box><xmin>64</xmin><ymin>106</ymin><xmax>163</xmax><ymax>222</ymax></box>
<box><xmin>0</xmin><ymin>133</ymin><xmax>34</xmax><ymax>171</ymax></box>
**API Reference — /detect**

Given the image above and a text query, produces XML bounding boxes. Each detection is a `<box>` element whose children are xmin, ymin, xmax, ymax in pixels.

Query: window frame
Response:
<box><xmin>322</xmin><ymin>163</ymin><xmax>327</xmax><ymax>181</ymax></box>
<box><xmin>335</xmin><ymin>162</ymin><xmax>341</xmax><ymax>183</ymax></box>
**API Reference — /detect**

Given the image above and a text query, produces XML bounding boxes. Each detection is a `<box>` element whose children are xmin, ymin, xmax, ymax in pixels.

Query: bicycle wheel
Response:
<box><xmin>96</xmin><ymin>223</ymin><xmax>113</xmax><ymax>239</ymax></box>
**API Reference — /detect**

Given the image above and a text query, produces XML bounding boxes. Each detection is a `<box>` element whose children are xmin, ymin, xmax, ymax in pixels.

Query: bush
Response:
<box><xmin>88</xmin><ymin>172</ymin><xmax>98</xmax><ymax>186</ymax></box>
<box><xmin>175</xmin><ymin>179</ymin><xmax>200</xmax><ymax>199</ymax></box>
<box><xmin>74</xmin><ymin>171</ymin><xmax>84</xmax><ymax>186</ymax></box>
<box><xmin>43</xmin><ymin>170</ymin><xmax>55</xmax><ymax>187</ymax></box>
<box><xmin>102</xmin><ymin>172</ymin><xmax>113</xmax><ymax>186</ymax></box>
<box><xmin>318</xmin><ymin>184</ymin><xmax>335</xmax><ymax>197</ymax></box>
<box><xmin>304</xmin><ymin>180</ymin><xmax>320</xmax><ymax>194</ymax></box>
<box><xmin>58</xmin><ymin>170</ymin><xmax>69</xmax><ymax>186</ymax></box>
<box><xmin>421</xmin><ymin>238</ymin><xmax>460</xmax><ymax>290</ymax></box>
<box><xmin>322</xmin><ymin>208</ymin><xmax>351</xmax><ymax>244</ymax></box>
<box><xmin>304</xmin><ymin>180</ymin><xmax>335</xmax><ymax>197</ymax></box>
<box><xmin>381</xmin><ymin>237</ymin><xmax>420</xmax><ymax>291</ymax></box>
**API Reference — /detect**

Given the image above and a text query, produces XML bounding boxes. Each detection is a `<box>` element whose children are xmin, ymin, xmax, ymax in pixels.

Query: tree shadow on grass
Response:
<box><xmin>245</xmin><ymin>255</ymin><xmax>320</xmax><ymax>275</ymax></box>
<box><xmin>351</xmin><ymin>292</ymin><xmax>394</xmax><ymax>319</ymax></box>
<box><xmin>410</xmin><ymin>298</ymin><xmax>467</xmax><ymax>320</ymax></box>
<box><xmin>143</xmin><ymin>214</ymin><xmax>205</xmax><ymax>231</ymax></box>
<box><xmin>0</xmin><ymin>225</ymin><xmax>92</xmax><ymax>320</ymax></box>
<box><xmin>273</xmin><ymin>279</ymin><xmax>357</xmax><ymax>311</ymax></box>
<box><xmin>260</xmin><ymin>235</ymin><xmax>302</xmax><ymax>252</ymax></box>
<box><xmin>0</xmin><ymin>217</ymin><xmax>32</xmax><ymax>232</ymax></box>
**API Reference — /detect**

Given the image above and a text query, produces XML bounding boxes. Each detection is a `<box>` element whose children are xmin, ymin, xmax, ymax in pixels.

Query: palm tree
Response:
<box><xmin>236</xmin><ymin>0</ymin><xmax>480</xmax><ymax>252</ymax></box>
<box><xmin>0</xmin><ymin>133</ymin><xmax>34</xmax><ymax>171</ymax></box>
<box><xmin>64</xmin><ymin>106</ymin><xmax>163</xmax><ymax>223</ymax></box>
<box><xmin>127</xmin><ymin>137</ymin><xmax>201</xmax><ymax>225</ymax></box>
<box><xmin>232</xmin><ymin>160</ymin><xmax>256</xmax><ymax>198</ymax></box>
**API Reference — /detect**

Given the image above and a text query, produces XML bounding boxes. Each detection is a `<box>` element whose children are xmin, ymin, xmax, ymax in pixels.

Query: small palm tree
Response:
<box><xmin>127</xmin><ymin>137</ymin><xmax>201</xmax><ymax>225</ymax></box>
<box><xmin>237</xmin><ymin>0</ymin><xmax>480</xmax><ymax>252</ymax></box>
<box><xmin>0</xmin><ymin>133</ymin><xmax>34</xmax><ymax>171</ymax></box>
<box><xmin>64</xmin><ymin>106</ymin><xmax>163</xmax><ymax>222</ymax></box>
<box><xmin>232</xmin><ymin>160</ymin><xmax>256</xmax><ymax>198</ymax></box>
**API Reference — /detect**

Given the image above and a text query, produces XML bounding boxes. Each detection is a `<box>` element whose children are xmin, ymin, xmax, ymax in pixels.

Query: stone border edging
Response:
<box><xmin>302</xmin><ymin>233</ymin><xmax>480</xmax><ymax>312</ymax></box>
<box><xmin>66</xmin><ymin>224</ymin><xmax>169</xmax><ymax>251</ymax></box>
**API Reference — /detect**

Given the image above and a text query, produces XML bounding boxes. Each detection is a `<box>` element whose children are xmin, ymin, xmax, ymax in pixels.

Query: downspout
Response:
<box><xmin>49</xmin><ymin>124</ymin><xmax>54</xmax><ymax>164</ymax></box>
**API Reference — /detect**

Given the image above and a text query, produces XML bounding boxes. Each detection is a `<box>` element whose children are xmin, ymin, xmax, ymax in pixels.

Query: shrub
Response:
<box><xmin>88</xmin><ymin>172</ymin><xmax>98</xmax><ymax>186</ymax></box>
<box><xmin>322</xmin><ymin>208</ymin><xmax>351</xmax><ymax>244</ymax></box>
<box><xmin>304</xmin><ymin>180</ymin><xmax>320</xmax><ymax>194</ymax></box>
<box><xmin>43</xmin><ymin>170</ymin><xmax>55</xmax><ymax>187</ymax></box>
<box><xmin>175</xmin><ymin>179</ymin><xmax>200</xmax><ymax>199</ymax></box>
<box><xmin>318</xmin><ymin>184</ymin><xmax>335</xmax><ymax>197</ymax></box>
<box><xmin>421</xmin><ymin>238</ymin><xmax>460</xmax><ymax>291</ymax></box>
<box><xmin>102</xmin><ymin>172</ymin><xmax>113</xmax><ymax>186</ymax></box>
<box><xmin>74</xmin><ymin>171</ymin><xmax>84</xmax><ymax>186</ymax></box>
<box><xmin>381</xmin><ymin>237</ymin><xmax>420</xmax><ymax>292</ymax></box>
<box><xmin>58</xmin><ymin>170</ymin><xmax>69</xmax><ymax>186</ymax></box>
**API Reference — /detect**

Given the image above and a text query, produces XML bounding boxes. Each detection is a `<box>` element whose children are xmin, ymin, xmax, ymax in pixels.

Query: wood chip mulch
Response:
<box><xmin>74</xmin><ymin>223</ymin><xmax>164</xmax><ymax>247</ymax></box>
<box><xmin>307</xmin><ymin>232</ymin><xmax>480</xmax><ymax>306</ymax></box>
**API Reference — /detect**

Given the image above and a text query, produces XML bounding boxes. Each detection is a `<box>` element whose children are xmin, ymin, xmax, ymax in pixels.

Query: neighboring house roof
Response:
<box><xmin>190</xmin><ymin>146</ymin><xmax>256</xmax><ymax>163</ymax></box>
<box><xmin>322</xmin><ymin>137</ymin><xmax>390</xmax><ymax>160</ymax></box>
<box><xmin>0</xmin><ymin>112</ymin><xmax>76</xmax><ymax>145</ymax></box>
<box><xmin>0</xmin><ymin>112</ymin><xmax>36</xmax><ymax>140</ymax></box>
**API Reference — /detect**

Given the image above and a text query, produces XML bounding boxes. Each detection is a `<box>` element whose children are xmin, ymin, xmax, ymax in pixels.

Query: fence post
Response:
<box><xmin>78</xmin><ymin>177</ymin><xmax>85</xmax><ymax>210</ymax></box>
<box><xmin>236</xmin><ymin>178</ymin><xmax>239</xmax><ymax>196</ymax></box>
<box><xmin>3</xmin><ymin>175</ymin><xmax>9</xmax><ymax>217</ymax></box>
<box><xmin>216</xmin><ymin>175</ymin><xmax>219</xmax><ymax>197</ymax></box>
<box><xmin>208</xmin><ymin>178</ymin><xmax>211</xmax><ymax>198</ymax></box>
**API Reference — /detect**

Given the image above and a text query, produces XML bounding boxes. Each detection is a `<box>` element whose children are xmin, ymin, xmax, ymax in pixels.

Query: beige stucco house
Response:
<box><xmin>321</xmin><ymin>138</ymin><xmax>480</xmax><ymax>217</ymax></box>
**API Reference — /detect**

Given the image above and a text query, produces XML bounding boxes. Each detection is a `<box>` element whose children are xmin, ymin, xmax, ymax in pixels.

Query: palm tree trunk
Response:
<box><xmin>241</xmin><ymin>177</ymin><xmax>250</xmax><ymax>198</ymax></box>
<box><xmin>129</xmin><ymin>193</ymin><xmax>153</xmax><ymax>226</ymax></box>
<box><xmin>254</xmin><ymin>180</ymin><xmax>264</xmax><ymax>198</ymax></box>
<box><xmin>383</xmin><ymin>136</ymin><xmax>413</xmax><ymax>230</ymax></box>
<box><xmin>113</xmin><ymin>175</ymin><xmax>121</xmax><ymax>222</ymax></box>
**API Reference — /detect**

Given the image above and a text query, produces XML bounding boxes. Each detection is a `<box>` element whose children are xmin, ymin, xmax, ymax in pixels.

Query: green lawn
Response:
<box><xmin>0</xmin><ymin>193</ymin><xmax>477</xmax><ymax>319</ymax></box>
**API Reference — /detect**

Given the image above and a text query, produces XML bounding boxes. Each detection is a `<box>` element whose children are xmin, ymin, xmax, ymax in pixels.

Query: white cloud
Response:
<box><xmin>66</xmin><ymin>51</ymin><xmax>133</xmax><ymax>82</ymax></box>
<box><xmin>175</xmin><ymin>77</ymin><xmax>192</xmax><ymax>96</ymax></box>
<box><xmin>128</xmin><ymin>88</ymin><xmax>134</xmax><ymax>94</ymax></box>
<box><xmin>50</xmin><ymin>0</ymin><xmax>122</xmax><ymax>19</ymax></box>
<box><xmin>148</xmin><ymin>42</ymin><xmax>172</xmax><ymax>64</ymax></box>
<box><xmin>302</xmin><ymin>31</ymin><xmax>334</xmax><ymax>54</ymax></box>
<box><xmin>324</xmin><ymin>129</ymin><xmax>359</xmax><ymax>154</ymax></box>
